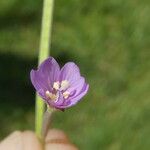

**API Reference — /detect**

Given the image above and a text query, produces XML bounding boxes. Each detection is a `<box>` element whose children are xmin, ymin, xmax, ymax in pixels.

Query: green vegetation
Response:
<box><xmin>0</xmin><ymin>0</ymin><xmax>150</xmax><ymax>149</ymax></box>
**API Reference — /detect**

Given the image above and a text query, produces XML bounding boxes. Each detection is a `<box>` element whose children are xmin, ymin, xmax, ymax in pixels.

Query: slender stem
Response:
<box><xmin>42</xmin><ymin>108</ymin><xmax>54</xmax><ymax>138</ymax></box>
<box><xmin>35</xmin><ymin>0</ymin><xmax>54</xmax><ymax>139</ymax></box>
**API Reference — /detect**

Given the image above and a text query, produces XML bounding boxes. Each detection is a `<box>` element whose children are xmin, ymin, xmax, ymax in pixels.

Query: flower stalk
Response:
<box><xmin>36</xmin><ymin>0</ymin><xmax>54</xmax><ymax>139</ymax></box>
<box><xmin>42</xmin><ymin>107</ymin><xmax>54</xmax><ymax>138</ymax></box>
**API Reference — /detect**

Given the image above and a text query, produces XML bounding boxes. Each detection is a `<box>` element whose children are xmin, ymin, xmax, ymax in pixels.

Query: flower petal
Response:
<box><xmin>30</xmin><ymin>69</ymin><xmax>49</xmax><ymax>92</ymax></box>
<box><xmin>54</xmin><ymin>83</ymin><xmax>89</xmax><ymax>109</ymax></box>
<box><xmin>30</xmin><ymin>70</ymin><xmax>51</xmax><ymax>101</ymax></box>
<box><xmin>59</xmin><ymin>62</ymin><xmax>81</xmax><ymax>86</ymax></box>
<box><xmin>67</xmin><ymin>77</ymin><xmax>85</xmax><ymax>96</ymax></box>
<box><xmin>65</xmin><ymin>83</ymin><xmax>89</xmax><ymax>108</ymax></box>
<box><xmin>38</xmin><ymin>57</ymin><xmax>60</xmax><ymax>87</ymax></box>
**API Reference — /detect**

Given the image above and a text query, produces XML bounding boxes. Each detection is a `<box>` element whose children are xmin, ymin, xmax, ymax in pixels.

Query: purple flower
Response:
<box><xmin>30</xmin><ymin>57</ymin><xmax>89</xmax><ymax>110</ymax></box>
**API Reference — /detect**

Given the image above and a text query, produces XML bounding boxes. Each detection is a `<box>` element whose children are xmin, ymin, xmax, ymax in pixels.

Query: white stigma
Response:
<box><xmin>53</xmin><ymin>81</ymin><xmax>60</xmax><ymax>90</ymax></box>
<box><xmin>63</xmin><ymin>91</ymin><xmax>70</xmax><ymax>99</ymax></box>
<box><xmin>60</xmin><ymin>80</ymin><xmax>69</xmax><ymax>91</ymax></box>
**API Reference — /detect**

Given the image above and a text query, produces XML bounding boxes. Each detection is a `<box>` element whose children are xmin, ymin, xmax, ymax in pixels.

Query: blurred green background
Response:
<box><xmin>0</xmin><ymin>0</ymin><xmax>150</xmax><ymax>149</ymax></box>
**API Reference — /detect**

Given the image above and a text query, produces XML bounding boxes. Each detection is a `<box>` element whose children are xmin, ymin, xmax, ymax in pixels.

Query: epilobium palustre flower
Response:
<box><xmin>30</xmin><ymin>57</ymin><xmax>89</xmax><ymax>110</ymax></box>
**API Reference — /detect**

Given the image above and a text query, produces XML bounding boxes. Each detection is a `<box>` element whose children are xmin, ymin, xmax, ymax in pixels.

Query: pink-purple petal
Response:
<box><xmin>67</xmin><ymin>77</ymin><xmax>85</xmax><ymax>96</ymax></box>
<box><xmin>55</xmin><ymin>83</ymin><xmax>89</xmax><ymax>109</ymax></box>
<box><xmin>30</xmin><ymin>69</ymin><xmax>49</xmax><ymax>91</ymax></box>
<box><xmin>65</xmin><ymin>83</ymin><xmax>89</xmax><ymax>108</ymax></box>
<box><xmin>60</xmin><ymin>62</ymin><xmax>81</xmax><ymax>85</ymax></box>
<box><xmin>38</xmin><ymin>57</ymin><xmax>60</xmax><ymax>87</ymax></box>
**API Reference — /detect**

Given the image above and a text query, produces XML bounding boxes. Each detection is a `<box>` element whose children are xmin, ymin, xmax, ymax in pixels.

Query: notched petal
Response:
<box><xmin>38</xmin><ymin>57</ymin><xmax>60</xmax><ymax>86</ymax></box>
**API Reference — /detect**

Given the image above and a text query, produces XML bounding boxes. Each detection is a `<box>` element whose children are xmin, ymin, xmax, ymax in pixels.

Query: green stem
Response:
<box><xmin>35</xmin><ymin>0</ymin><xmax>54</xmax><ymax>139</ymax></box>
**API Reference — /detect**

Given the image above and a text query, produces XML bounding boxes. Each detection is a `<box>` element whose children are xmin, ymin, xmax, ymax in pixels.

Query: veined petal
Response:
<box><xmin>60</xmin><ymin>62</ymin><xmax>81</xmax><ymax>86</ymax></box>
<box><xmin>67</xmin><ymin>77</ymin><xmax>85</xmax><ymax>96</ymax></box>
<box><xmin>65</xmin><ymin>83</ymin><xmax>89</xmax><ymax>108</ymax></box>
<box><xmin>30</xmin><ymin>71</ymin><xmax>49</xmax><ymax>103</ymax></box>
<box><xmin>37</xmin><ymin>89</ymin><xmax>47</xmax><ymax>101</ymax></box>
<box><xmin>55</xmin><ymin>83</ymin><xmax>89</xmax><ymax>109</ymax></box>
<box><xmin>30</xmin><ymin>69</ymin><xmax>49</xmax><ymax>92</ymax></box>
<box><xmin>38</xmin><ymin>57</ymin><xmax>60</xmax><ymax>87</ymax></box>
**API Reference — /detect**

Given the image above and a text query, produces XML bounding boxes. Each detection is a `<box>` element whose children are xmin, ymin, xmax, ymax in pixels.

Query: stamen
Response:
<box><xmin>63</xmin><ymin>91</ymin><xmax>70</xmax><ymax>99</ymax></box>
<box><xmin>53</xmin><ymin>81</ymin><xmax>60</xmax><ymax>90</ymax></box>
<box><xmin>46</xmin><ymin>90</ymin><xmax>57</xmax><ymax>101</ymax></box>
<box><xmin>60</xmin><ymin>80</ymin><xmax>69</xmax><ymax>91</ymax></box>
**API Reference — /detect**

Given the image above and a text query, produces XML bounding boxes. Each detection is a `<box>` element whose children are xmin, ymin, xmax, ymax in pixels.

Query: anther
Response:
<box><xmin>63</xmin><ymin>91</ymin><xmax>70</xmax><ymax>99</ymax></box>
<box><xmin>60</xmin><ymin>80</ymin><xmax>69</xmax><ymax>91</ymax></box>
<box><xmin>53</xmin><ymin>81</ymin><xmax>60</xmax><ymax>90</ymax></box>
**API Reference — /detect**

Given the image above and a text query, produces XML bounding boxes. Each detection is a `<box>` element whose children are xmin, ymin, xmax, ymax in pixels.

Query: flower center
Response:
<box><xmin>53</xmin><ymin>80</ymin><xmax>69</xmax><ymax>91</ymax></box>
<box><xmin>45</xmin><ymin>91</ymin><xmax>57</xmax><ymax>101</ymax></box>
<box><xmin>46</xmin><ymin>80</ymin><xmax>70</xmax><ymax>101</ymax></box>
